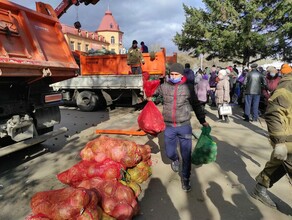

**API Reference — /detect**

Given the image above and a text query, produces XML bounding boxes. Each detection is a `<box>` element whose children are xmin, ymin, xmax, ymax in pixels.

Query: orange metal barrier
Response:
<box><xmin>95</xmin><ymin>129</ymin><xmax>146</xmax><ymax>136</ymax></box>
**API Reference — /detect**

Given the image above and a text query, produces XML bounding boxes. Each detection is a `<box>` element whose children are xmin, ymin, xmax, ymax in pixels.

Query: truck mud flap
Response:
<box><xmin>0</xmin><ymin>127</ymin><xmax>67</xmax><ymax>157</ymax></box>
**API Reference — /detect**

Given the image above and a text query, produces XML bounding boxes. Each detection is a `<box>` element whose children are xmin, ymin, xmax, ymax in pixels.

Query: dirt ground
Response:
<box><xmin>0</xmin><ymin>104</ymin><xmax>291</xmax><ymax>220</ymax></box>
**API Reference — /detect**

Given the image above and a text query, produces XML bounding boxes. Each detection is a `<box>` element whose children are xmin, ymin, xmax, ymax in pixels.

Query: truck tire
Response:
<box><xmin>76</xmin><ymin>91</ymin><xmax>98</xmax><ymax>112</ymax></box>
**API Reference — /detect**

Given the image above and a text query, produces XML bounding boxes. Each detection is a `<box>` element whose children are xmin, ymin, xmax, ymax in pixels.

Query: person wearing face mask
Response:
<box><xmin>215</xmin><ymin>69</ymin><xmax>230</xmax><ymax>123</ymax></box>
<box><xmin>152</xmin><ymin>63</ymin><xmax>209</xmax><ymax>192</ymax></box>
<box><xmin>127</xmin><ymin>40</ymin><xmax>145</xmax><ymax>74</ymax></box>
<box><xmin>261</xmin><ymin>66</ymin><xmax>281</xmax><ymax>113</ymax></box>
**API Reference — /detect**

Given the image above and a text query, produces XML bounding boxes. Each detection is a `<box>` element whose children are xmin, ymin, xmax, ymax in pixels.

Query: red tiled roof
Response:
<box><xmin>97</xmin><ymin>10</ymin><xmax>120</xmax><ymax>32</ymax></box>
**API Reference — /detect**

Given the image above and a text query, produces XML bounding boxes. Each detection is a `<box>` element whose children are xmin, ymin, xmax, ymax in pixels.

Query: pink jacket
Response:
<box><xmin>215</xmin><ymin>77</ymin><xmax>230</xmax><ymax>104</ymax></box>
<box><xmin>195</xmin><ymin>79</ymin><xmax>210</xmax><ymax>102</ymax></box>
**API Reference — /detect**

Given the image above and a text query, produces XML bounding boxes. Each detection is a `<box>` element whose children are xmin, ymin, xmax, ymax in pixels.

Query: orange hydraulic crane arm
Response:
<box><xmin>36</xmin><ymin>0</ymin><xmax>100</xmax><ymax>19</ymax></box>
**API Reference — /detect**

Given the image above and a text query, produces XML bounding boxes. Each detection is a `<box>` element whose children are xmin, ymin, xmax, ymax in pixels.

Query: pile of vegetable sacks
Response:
<box><xmin>26</xmin><ymin>135</ymin><xmax>152</xmax><ymax>220</ymax></box>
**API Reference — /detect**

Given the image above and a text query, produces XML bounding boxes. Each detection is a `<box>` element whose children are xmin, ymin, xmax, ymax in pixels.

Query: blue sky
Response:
<box><xmin>10</xmin><ymin>0</ymin><xmax>204</xmax><ymax>55</ymax></box>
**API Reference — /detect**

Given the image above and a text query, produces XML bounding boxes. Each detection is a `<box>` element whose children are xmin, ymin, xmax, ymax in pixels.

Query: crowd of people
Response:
<box><xmin>188</xmin><ymin>62</ymin><xmax>286</xmax><ymax>123</ymax></box>
<box><xmin>126</xmin><ymin>40</ymin><xmax>291</xmax><ymax>209</ymax></box>
<box><xmin>153</xmin><ymin>61</ymin><xmax>292</xmax><ymax>211</ymax></box>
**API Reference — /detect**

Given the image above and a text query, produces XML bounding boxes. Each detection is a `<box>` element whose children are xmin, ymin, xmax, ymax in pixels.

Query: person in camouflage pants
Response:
<box><xmin>251</xmin><ymin>63</ymin><xmax>292</xmax><ymax>209</ymax></box>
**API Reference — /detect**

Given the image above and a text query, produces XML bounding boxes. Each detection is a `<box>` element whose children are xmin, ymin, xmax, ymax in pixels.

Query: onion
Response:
<box><xmin>111</xmin><ymin>203</ymin><xmax>134</xmax><ymax>220</ymax></box>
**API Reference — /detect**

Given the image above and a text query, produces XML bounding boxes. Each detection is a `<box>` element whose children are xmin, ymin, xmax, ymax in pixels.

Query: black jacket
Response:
<box><xmin>244</xmin><ymin>69</ymin><xmax>266</xmax><ymax>95</ymax></box>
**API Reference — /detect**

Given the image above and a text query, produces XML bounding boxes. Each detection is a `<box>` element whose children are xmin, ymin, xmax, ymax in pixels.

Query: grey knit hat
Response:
<box><xmin>250</xmin><ymin>63</ymin><xmax>258</xmax><ymax>68</ymax></box>
<box><xmin>169</xmin><ymin>63</ymin><xmax>184</xmax><ymax>74</ymax></box>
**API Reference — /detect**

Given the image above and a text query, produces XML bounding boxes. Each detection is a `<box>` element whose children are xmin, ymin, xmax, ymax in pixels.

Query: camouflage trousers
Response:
<box><xmin>256</xmin><ymin>142</ymin><xmax>292</xmax><ymax>188</ymax></box>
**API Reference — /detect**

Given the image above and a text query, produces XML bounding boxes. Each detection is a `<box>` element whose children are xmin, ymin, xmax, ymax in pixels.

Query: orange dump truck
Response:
<box><xmin>52</xmin><ymin>48</ymin><xmax>177</xmax><ymax>111</ymax></box>
<box><xmin>0</xmin><ymin>0</ymin><xmax>98</xmax><ymax>156</ymax></box>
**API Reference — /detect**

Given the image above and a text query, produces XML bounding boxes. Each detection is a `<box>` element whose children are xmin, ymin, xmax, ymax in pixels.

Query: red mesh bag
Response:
<box><xmin>137</xmin><ymin>144</ymin><xmax>151</xmax><ymax>162</ymax></box>
<box><xmin>77</xmin><ymin>178</ymin><xmax>139</xmax><ymax>220</ymax></box>
<box><xmin>30</xmin><ymin>187</ymin><xmax>101</xmax><ymax>220</ymax></box>
<box><xmin>57</xmin><ymin>159</ymin><xmax>124</xmax><ymax>186</ymax></box>
<box><xmin>25</xmin><ymin>213</ymin><xmax>50</xmax><ymax>220</ymax></box>
<box><xmin>80</xmin><ymin>136</ymin><xmax>142</xmax><ymax>168</ymax></box>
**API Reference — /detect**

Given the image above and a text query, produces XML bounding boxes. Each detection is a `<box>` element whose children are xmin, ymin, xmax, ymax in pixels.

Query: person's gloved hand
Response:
<box><xmin>273</xmin><ymin>143</ymin><xmax>288</xmax><ymax>160</ymax></box>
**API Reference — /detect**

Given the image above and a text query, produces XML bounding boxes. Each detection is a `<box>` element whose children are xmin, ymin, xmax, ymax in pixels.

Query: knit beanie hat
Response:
<box><xmin>218</xmin><ymin>69</ymin><xmax>227</xmax><ymax>76</ymax></box>
<box><xmin>267</xmin><ymin>66</ymin><xmax>278</xmax><ymax>74</ymax></box>
<box><xmin>250</xmin><ymin>63</ymin><xmax>258</xmax><ymax>68</ymax></box>
<box><xmin>280</xmin><ymin>64</ymin><xmax>292</xmax><ymax>75</ymax></box>
<box><xmin>169</xmin><ymin>63</ymin><xmax>184</xmax><ymax>75</ymax></box>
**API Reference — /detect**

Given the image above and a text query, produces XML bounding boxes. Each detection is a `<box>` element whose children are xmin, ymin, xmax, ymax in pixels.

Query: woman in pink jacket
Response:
<box><xmin>215</xmin><ymin>69</ymin><xmax>231</xmax><ymax>123</ymax></box>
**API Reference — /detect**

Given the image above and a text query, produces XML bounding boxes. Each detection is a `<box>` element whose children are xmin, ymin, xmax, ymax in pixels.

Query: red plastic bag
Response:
<box><xmin>137</xmin><ymin>101</ymin><xmax>165</xmax><ymax>136</ymax></box>
<box><xmin>143</xmin><ymin>79</ymin><xmax>160</xmax><ymax>97</ymax></box>
<box><xmin>139</xmin><ymin>72</ymin><xmax>165</xmax><ymax>135</ymax></box>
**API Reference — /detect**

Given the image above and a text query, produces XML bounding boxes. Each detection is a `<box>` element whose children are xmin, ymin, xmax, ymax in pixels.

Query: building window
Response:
<box><xmin>111</xmin><ymin>36</ymin><xmax>115</xmax><ymax>44</ymax></box>
<box><xmin>85</xmin><ymin>44</ymin><xmax>89</xmax><ymax>52</ymax></box>
<box><xmin>77</xmin><ymin>42</ymin><xmax>81</xmax><ymax>51</ymax></box>
<box><xmin>111</xmin><ymin>49</ymin><xmax>115</xmax><ymax>53</ymax></box>
<box><xmin>70</xmin><ymin>41</ymin><xmax>75</xmax><ymax>50</ymax></box>
<box><xmin>110</xmin><ymin>23</ymin><xmax>113</xmax><ymax>29</ymax></box>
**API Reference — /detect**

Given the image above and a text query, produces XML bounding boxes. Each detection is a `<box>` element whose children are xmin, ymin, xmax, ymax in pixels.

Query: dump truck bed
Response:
<box><xmin>0</xmin><ymin>0</ymin><xmax>78</xmax><ymax>83</ymax></box>
<box><xmin>79</xmin><ymin>48</ymin><xmax>167</xmax><ymax>76</ymax></box>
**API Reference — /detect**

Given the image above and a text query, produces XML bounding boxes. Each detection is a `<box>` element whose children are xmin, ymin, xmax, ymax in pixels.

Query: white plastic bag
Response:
<box><xmin>219</xmin><ymin>104</ymin><xmax>232</xmax><ymax>115</ymax></box>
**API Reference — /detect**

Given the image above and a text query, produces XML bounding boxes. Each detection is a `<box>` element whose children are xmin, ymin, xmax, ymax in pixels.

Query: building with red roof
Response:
<box><xmin>97</xmin><ymin>9</ymin><xmax>124</xmax><ymax>54</ymax></box>
<box><xmin>61</xmin><ymin>9</ymin><xmax>124</xmax><ymax>54</ymax></box>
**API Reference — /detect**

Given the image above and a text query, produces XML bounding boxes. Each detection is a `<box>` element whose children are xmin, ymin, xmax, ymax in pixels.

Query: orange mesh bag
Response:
<box><xmin>137</xmin><ymin>144</ymin><xmax>151</xmax><ymax>162</ymax></box>
<box><xmin>57</xmin><ymin>159</ymin><xmax>125</xmax><ymax>186</ymax></box>
<box><xmin>30</xmin><ymin>187</ymin><xmax>101</xmax><ymax>220</ymax></box>
<box><xmin>77</xmin><ymin>178</ymin><xmax>139</xmax><ymax>220</ymax></box>
<box><xmin>25</xmin><ymin>213</ymin><xmax>50</xmax><ymax>220</ymax></box>
<box><xmin>80</xmin><ymin>136</ymin><xmax>142</xmax><ymax>168</ymax></box>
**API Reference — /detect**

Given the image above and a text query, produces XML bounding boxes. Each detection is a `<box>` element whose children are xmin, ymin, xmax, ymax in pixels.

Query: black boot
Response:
<box><xmin>181</xmin><ymin>178</ymin><xmax>191</xmax><ymax>192</ymax></box>
<box><xmin>251</xmin><ymin>184</ymin><xmax>277</xmax><ymax>209</ymax></box>
<box><xmin>224</xmin><ymin>115</ymin><xmax>230</xmax><ymax>123</ymax></box>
